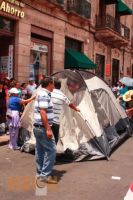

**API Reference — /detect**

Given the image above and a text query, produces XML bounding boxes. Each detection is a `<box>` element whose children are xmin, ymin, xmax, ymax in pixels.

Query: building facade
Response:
<box><xmin>0</xmin><ymin>0</ymin><xmax>132</xmax><ymax>85</ymax></box>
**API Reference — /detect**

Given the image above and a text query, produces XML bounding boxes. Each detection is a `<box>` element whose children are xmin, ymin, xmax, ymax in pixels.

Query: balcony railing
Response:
<box><xmin>49</xmin><ymin>0</ymin><xmax>64</xmax><ymax>6</ymax></box>
<box><xmin>96</xmin><ymin>14</ymin><xmax>130</xmax><ymax>40</ymax></box>
<box><xmin>49</xmin><ymin>0</ymin><xmax>91</xmax><ymax>19</ymax></box>
<box><xmin>56</xmin><ymin>0</ymin><xmax>64</xmax><ymax>5</ymax></box>
<box><xmin>67</xmin><ymin>0</ymin><xmax>91</xmax><ymax>19</ymax></box>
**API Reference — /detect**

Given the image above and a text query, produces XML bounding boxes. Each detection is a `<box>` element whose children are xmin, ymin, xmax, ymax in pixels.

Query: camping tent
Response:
<box><xmin>20</xmin><ymin>69</ymin><xmax>132</xmax><ymax>160</ymax></box>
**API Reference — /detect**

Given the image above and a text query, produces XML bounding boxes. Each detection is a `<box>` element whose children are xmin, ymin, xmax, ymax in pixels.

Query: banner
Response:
<box><xmin>105</xmin><ymin>64</ymin><xmax>111</xmax><ymax>76</ymax></box>
<box><xmin>7</xmin><ymin>45</ymin><xmax>13</xmax><ymax>79</ymax></box>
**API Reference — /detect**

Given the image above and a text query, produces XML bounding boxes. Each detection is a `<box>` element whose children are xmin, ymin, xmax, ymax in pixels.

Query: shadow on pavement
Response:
<box><xmin>52</xmin><ymin>169</ymin><xmax>66</xmax><ymax>182</ymax></box>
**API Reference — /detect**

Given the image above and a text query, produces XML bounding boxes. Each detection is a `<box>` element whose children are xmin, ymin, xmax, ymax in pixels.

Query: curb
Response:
<box><xmin>0</xmin><ymin>140</ymin><xmax>9</xmax><ymax>146</ymax></box>
<box><xmin>0</xmin><ymin>135</ymin><xmax>9</xmax><ymax>146</ymax></box>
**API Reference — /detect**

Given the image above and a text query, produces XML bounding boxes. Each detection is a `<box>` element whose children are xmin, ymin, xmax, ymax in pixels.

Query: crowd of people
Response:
<box><xmin>0</xmin><ymin>76</ymin><xmax>80</xmax><ymax>185</ymax></box>
<box><xmin>111</xmin><ymin>81</ymin><xmax>133</xmax><ymax>118</ymax></box>
<box><xmin>0</xmin><ymin>77</ymin><xmax>37</xmax><ymax>135</ymax></box>
<box><xmin>0</xmin><ymin>75</ymin><xmax>133</xmax><ymax>185</ymax></box>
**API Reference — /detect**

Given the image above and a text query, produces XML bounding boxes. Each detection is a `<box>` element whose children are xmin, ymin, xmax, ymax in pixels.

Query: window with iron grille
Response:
<box><xmin>67</xmin><ymin>0</ymin><xmax>91</xmax><ymax>19</ymax></box>
<box><xmin>82</xmin><ymin>0</ymin><xmax>91</xmax><ymax>19</ymax></box>
<box><xmin>67</xmin><ymin>0</ymin><xmax>77</xmax><ymax>12</ymax></box>
<box><xmin>65</xmin><ymin>37</ymin><xmax>82</xmax><ymax>52</ymax></box>
<box><xmin>95</xmin><ymin>54</ymin><xmax>105</xmax><ymax>79</ymax></box>
<box><xmin>0</xmin><ymin>16</ymin><xmax>14</xmax><ymax>32</ymax></box>
<box><xmin>56</xmin><ymin>0</ymin><xmax>64</xmax><ymax>5</ymax></box>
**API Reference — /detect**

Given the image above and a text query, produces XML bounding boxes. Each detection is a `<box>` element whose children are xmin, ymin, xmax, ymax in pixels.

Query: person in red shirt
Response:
<box><xmin>0</xmin><ymin>81</ymin><xmax>7</xmax><ymax>134</ymax></box>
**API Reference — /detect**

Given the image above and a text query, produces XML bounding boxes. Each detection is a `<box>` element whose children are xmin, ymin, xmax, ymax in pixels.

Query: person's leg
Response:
<box><xmin>9</xmin><ymin>127</ymin><xmax>19</xmax><ymax>149</ymax></box>
<box><xmin>33</xmin><ymin>127</ymin><xmax>45</xmax><ymax>177</ymax></box>
<box><xmin>9</xmin><ymin>127</ymin><xmax>18</xmax><ymax>149</ymax></box>
<box><xmin>14</xmin><ymin>127</ymin><xmax>20</xmax><ymax>149</ymax></box>
<box><xmin>8</xmin><ymin>111</ymin><xmax>20</xmax><ymax>149</ymax></box>
<box><xmin>51</xmin><ymin>123</ymin><xmax>59</xmax><ymax>144</ymax></box>
<box><xmin>39</xmin><ymin>128</ymin><xmax>56</xmax><ymax>178</ymax></box>
<box><xmin>9</xmin><ymin>126</ymin><xmax>14</xmax><ymax>149</ymax></box>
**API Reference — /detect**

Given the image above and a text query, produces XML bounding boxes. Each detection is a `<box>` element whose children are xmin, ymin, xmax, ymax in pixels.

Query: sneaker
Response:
<box><xmin>13</xmin><ymin>146</ymin><xmax>20</xmax><ymax>150</ymax></box>
<box><xmin>46</xmin><ymin>176</ymin><xmax>58</xmax><ymax>184</ymax></box>
<box><xmin>8</xmin><ymin>145</ymin><xmax>13</xmax><ymax>150</ymax></box>
<box><xmin>36</xmin><ymin>176</ymin><xmax>58</xmax><ymax>188</ymax></box>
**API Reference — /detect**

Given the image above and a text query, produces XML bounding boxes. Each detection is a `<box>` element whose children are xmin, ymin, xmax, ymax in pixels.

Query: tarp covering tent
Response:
<box><xmin>20</xmin><ymin>70</ymin><xmax>132</xmax><ymax>161</ymax></box>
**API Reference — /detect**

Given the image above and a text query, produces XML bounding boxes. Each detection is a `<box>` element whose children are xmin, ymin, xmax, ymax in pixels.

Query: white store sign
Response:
<box><xmin>31</xmin><ymin>43</ymin><xmax>48</xmax><ymax>53</ymax></box>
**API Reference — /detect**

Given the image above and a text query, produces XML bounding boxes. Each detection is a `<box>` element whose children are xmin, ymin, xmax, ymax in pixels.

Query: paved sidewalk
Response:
<box><xmin>0</xmin><ymin>138</ymin><xmax>133</xmax><ymax>200</ymax></box>
<box><xmin>0</xmin><ymin>134</ymin><xmax>9</xmax><ymax>146</ymax></box>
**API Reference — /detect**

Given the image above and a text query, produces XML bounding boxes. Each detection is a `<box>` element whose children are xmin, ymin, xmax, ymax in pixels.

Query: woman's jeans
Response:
<box><xmin>33</xmin><ymin>126</ymin><xmax>56</xmax><ymax>178</ymax></box>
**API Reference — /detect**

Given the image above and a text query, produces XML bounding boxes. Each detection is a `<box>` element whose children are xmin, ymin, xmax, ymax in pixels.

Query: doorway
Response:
<box><xmin>112</xmin><ymin>59</ymin><xmax>119</xmax><ymax>85</ymax></box>
<box><xmin>30</xmin><ymin>37</ymin><xmax>52</xmax><ymax>84</ymax></box>
<box><xmin>95</xmin><ymin>54</ymin><xmax>105</xmax><ymax>79</ymax></box>
<box><xmin>0</xmin><ymin>17</ymin><xmax>14</xmax><ymax>80</ymax></box>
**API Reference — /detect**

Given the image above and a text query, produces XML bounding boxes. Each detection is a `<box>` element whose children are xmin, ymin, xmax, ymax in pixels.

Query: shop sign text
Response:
<box><xmin>0</xmin><ymin>1</ymin><xmax>25</xmax><ymax>18</ymax></box>
<box><xmin>31</xmin><ymin>43</ymin><xmax>48</xmax><ymax>53</ymax></box>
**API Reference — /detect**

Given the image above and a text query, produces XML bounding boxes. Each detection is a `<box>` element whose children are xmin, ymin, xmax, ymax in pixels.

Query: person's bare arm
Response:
<box><xmin>69</xmin><ymin>103</ymin><xmax>80</xmax><ymax>112</ymax></box>
<box><xmin>40</xmin><ymin>108</ymin><xmax>52</xmax><ymax>139</ymax></box>
<box><xmin>126</xmin><ymin>107</ymin><xmax>133</xmax><ymax>118</ymax></box>
<box><xmin>20</xmin><ymin>95</ymin><xmax>36</xmax><ymax>105</ymax></box>
<box><xmin>126</xmin><ymin>107</ymin><xmax>133</xmax><ymax>112</ymax></box>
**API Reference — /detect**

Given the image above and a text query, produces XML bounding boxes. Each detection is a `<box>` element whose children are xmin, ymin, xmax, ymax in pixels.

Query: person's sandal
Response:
<box><xmin>36</xmin><ymin>176</ymin><xmax>58</xmax><ymax>188</ymax></box>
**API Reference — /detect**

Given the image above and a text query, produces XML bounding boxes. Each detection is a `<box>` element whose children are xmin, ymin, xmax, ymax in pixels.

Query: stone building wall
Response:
<box><xmin>0</xmin><ymin>0</ymin><xmax>132</xmax><ymax>83</ymax></box>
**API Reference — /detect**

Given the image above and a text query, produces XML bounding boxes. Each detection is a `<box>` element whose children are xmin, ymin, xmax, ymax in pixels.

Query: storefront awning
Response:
<box><xmin>65</xmin><ymin>49</ymin><xmax>96</xmax><ymax>69</ymax></box>
<box><xmin>116</xmin><ymin>0</ymin><xmax>133</xmax><ymax>15</ymax></box>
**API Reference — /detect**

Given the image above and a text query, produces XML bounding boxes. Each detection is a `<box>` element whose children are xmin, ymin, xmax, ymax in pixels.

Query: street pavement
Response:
<box><xmin>0</xmin><ymin>137</ymin><xmax>133</xmax><ymax>200</ymax></box>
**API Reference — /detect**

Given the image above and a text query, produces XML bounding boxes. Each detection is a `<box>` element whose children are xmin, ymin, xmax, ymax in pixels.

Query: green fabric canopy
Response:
<box><xmin>65</xmin><ymin>49</ymin><xmax>96</xmax><ymax>69</ymax></box>
<box><xmin>116</xmin><ymin>0</ymin><xmax>133</xmax><ymax>15</ymax></box>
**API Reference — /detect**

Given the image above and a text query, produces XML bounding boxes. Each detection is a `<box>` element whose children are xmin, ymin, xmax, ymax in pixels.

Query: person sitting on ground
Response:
<box><xmin>7</xmin><ymin>88</ymin><xmax>35</xmax><ymax>150</ymax></box>
<box><xmin>51</xmin><ymin>78</ymin><xmax>80</xmax><ymax>144</ymax></box>
<box><xmin>117</xmin><ymin>84</ymin><xmax>129</xmax><ymax>110</ymax></box>
<box><xmin>117</xmin><ymin>95</ymin><xmax>126</xmax><ymax>110</ymax></box>
<box><xmin>119</xmin><ymin>83</ymin><xmax>128</xmax><ymax>96</ymax></box>
<box><xmin>123</xmin><ymin>90</ymin><xmax>133</xmax><ymax>119</ymax></box>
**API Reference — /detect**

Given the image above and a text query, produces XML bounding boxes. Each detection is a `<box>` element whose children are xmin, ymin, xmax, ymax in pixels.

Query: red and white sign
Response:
<box><xmin>124</xmin><ymin>182</ymin><xmax>133</xmax><ymax>200</ymax></box>
<box><xmin>31</xmin><ymin>42</ymin><xmax>48</xmax><ymax>53</ymax></box>
<box><xmin>105</xmin><ymin>64</ymin><xmax>111</xmax><ymax>76</ymax></box>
